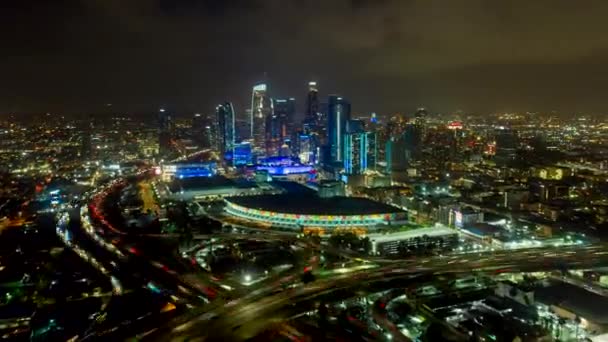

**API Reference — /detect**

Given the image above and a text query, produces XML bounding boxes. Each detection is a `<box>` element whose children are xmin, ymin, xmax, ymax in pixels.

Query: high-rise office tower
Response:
<box><xmin>494</xmin><ymin>128</ymin><xmax>518</xmax><ymax>166</ymax></box>
<box><xmin>413</xmin><ymin>107</ymin><xmax>429</xmax><ymax>140</ymax></box>
<box><xmin>250</xmin><ymin>83</ymin><xmax>271</xmax><ymax>151</ymax></box>
<box><xmin>305</xmin><ymin>82</ymin><xmax>329</xmax><ymax>152</ymax></box>
<box><xmin>327</xmin><ymin>95</ymin><xmax>351</xmax><ymax>163</ymax></box>
<box><xmin>192</xmin><ymin>113</ymin><xmax>207</xmax><ymax>148</ymax></box>
<box><xmin>158</xmin><ymin>108</ymin><xmax>173</xmax><ymax>157</ymax></box>
<box><xmin>346</xmin><ymin>119</ymin><xmax>365</xmax><ymax>134</ymax></box>
<box><xmin>265</xmin><ymin>108</ymin><xmax>280</xmax><ymax>156</ymax></box>
<box><xmin>158</xmin><ymin>108</ymin><xmax>172</xmax><ymax>131</ymax></box>
<box><xmin>273</xmin><ymin>98</ymin><xmax>296</xmax><ymax>140</ymax></box>
<box><xmin>385</xmin><ymin>124</ymin><xmax>420</xmax><ymax>173</ymax></box>
<box><xmin>403</xmin><ymin>124</ymin><xmax>422</xmax><ymax>158</ymax></box>
<box><xmin>233</xmin><ymin>142</ymin><xmax>253</xmax><ymax>166</ymax></box>
<box><xmin>235</xmin><ymin>118</ymin><xmax>249</xmax><ymax>143</ymax></box>
<box><xmin>286</xmin><ymin>97</ymin><xmax>296</xmax><ymax>138</ymax></box>
<box><xmin>344</xmin><ymin>131</ymin><xmax>377</xmax><ymax>175</ymax></box>
<box><xmin>297</xmin><ymin>133</ymin><xmax>313</xmax><ymax>164</ymax></box>
<box><xmin>204</xmin><ymin>124</ymin><xmax>217</xmax><ymax>150</ymax></box>
<box><xmin>192</xmin><ymin>113</ymin><xmax>204</xmax><ymax>130</ymax></box>
<box><xmin>403</xmin><ymin>123</ymin><xmax>422</xmax><ymax>161</ymax></box>
<box><xmin>216</xmin><ymin>102</ymin><xmax>236</xmax><ymax>164</ymax></box>
<box><xmin>243</xmin><ymin>109</ymin><xmax>252</xmax><ymax>140</ymax></box>
<box><xmin>386</xmin><ymin>137</ymin><xmax>407</xmax><ymax>173</ymax></box>
<box><xmin>306</xmin><ymin>82</ymin><xmax>319</xmax><ymax>124</ymax></box>
<box><xmin>367</xmin><ymin>132</ymin><xmax>377</xmax><ymax>170</ymax></box>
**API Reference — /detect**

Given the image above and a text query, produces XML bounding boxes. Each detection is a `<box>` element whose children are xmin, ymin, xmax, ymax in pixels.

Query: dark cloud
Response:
<box><xmin>2</xmin><ymin>0</ymin><xmax>608</xmax><ymax>115</ymax></box>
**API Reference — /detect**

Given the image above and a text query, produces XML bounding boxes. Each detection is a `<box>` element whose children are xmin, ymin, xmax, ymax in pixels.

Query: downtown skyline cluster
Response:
<box><xmin>3</xmin><ymin>2</ymin><xmax>608</xmax><ymax>341</ymax></box>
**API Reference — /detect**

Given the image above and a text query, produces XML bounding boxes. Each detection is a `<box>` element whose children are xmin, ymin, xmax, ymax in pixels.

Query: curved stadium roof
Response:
<box><xmin>227</xmin><ymin>194</ymin><xmax>404</xmax><ymax>216</ymax></box>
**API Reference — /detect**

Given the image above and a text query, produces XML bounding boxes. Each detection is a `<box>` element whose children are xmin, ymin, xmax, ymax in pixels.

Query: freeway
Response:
<box><xmin>84</xmin><ymin>205</ymin><xmax>217</xmax><ymax>304</ymax></box>
<box><xmin>155</xmin><ymin>242</ymin><xmax>608</xmax><ymax>341</ymax></box>
<box><xmin>371</xmin><ymin>292</ymin><xmax>412</xmax><ymax>342</ymax></box>
<box><xmin>79</xmin><ymin>158</ymin><xmax>608</xmax><ymax>340</ymax></box>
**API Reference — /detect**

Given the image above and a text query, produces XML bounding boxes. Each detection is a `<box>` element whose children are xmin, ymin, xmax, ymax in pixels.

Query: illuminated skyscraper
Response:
<box><xmin>234</xmin><ymin>142</ymin><xmax>253</xmax><ymax>166</ymax></box>
<box><xmin>344</xmin><ymin>131</ymin><xmax>377</xmax><ymax>175</ymax></box>
<box><xmin>385</xmin><ymin>123</ymin><xmax>421</xmax><ymax>173</ymax></box>
<box><xmin>304</xmin><ymin>81</ymin><xmax>329</xmax><ymax>157</ymax></box>
<box><xmin>273</xmin><ymin>98</ymin><xmax>296</xmax><ymax>140</ymax></box>
<box><xmin>192</xmin><ymin>113</ymin><xmax>213</xmax><ymax>148</ymax></box>
<box><xmin>158</xmin><ymin>108</ymin><xmax>173</xmax><ymax>157</ymax></box>
<box><xmin>297</xmin><ymin>134</ymin><xmax>313</xmax><ymax>164</ymax></box>
<box><xmin>192</xmin><ymin>113</ymin><xmax>204</xmax><ymax>132</ymax></box>
<box><xmin>265</xmin><ymin>105</ymin><xmax>280</xmax><ymax>156</ymax></box>
<box><xmin>306</xmin><ymin>81</ymin><xmax>319</xmax><ymax>125</ymax></box>
<box><xmin>327</xmin><ymin>95</ymin><xmax>351</xmax><ymax>163</ymax></box>
<box><xmin>204</xmin><ymin>123</ymin><xmax>217</xmax><ymax>150</ymax></box>
<box><xmin>346</xmin><ymin>119</ymin><xmax>364</xmax><ymax>134</ymax></box>
<box><xmin>250</xmin><ymin>83</ymin><xmax>271</xmax><ymax>151</ymax></box>
<box><xmin>368</xmin><ymin>132</ymin><xmax>377</xmax><ymax>169</ymax></box>
<box><xmin>216</xmin><ymin>102</ymin><xmax>236</xmax><ymax>164</ymax></box>
<box><xmin>403</xmin><ymin>123</ymin><xmax>422</xmax><ymax>161</ymax></box>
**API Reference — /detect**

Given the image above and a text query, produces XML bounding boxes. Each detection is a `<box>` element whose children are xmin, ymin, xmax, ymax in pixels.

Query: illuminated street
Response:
<box><xmin>3</xmin><ymin>3</ymin><xmax>608</xmax><ymax>339</ymax></box>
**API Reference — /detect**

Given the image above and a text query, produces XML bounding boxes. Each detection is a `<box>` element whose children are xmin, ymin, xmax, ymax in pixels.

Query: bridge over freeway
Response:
<box><xmin>148</xmin><ymin>242</ymin><xmax>608</xmax><ymax>341</ymax></box>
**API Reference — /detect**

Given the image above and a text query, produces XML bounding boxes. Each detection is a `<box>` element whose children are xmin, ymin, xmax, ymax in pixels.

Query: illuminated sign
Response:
<box><xmin>447</xmin><ymin>121</ymin><xmax>463</xmax><ymax>130</ymax></box>
<box><xmin>253</xmin><ymin>83</ymin><xmax>267</xmax><ymax>92</ymax></box>
<box><xmin>455</xmin><ymin>211</ymin><xmax>463</xmax><ymax>228</ymax></box>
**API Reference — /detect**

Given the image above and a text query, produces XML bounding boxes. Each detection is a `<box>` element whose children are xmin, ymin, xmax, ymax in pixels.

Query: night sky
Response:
<box><xmin>2</xmin><ymin>0</ymin><xmax>608</xmax><ymax>117</ymax></box>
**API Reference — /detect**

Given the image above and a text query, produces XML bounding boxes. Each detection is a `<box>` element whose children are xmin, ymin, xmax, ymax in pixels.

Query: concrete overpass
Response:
<box><xmin>152</xmin><ymin>243</ymin><xmax>608</xmax><ymax>341</ymax></box>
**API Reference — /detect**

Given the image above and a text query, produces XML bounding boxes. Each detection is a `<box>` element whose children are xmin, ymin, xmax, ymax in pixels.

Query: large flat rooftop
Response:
<box><xmin>168</xmin><ymin>176</ymin><xmax>257</xmax><ymax>193</ymax></box>
<box><xmin>368</xmin><ymin>227</ymin><xmax>457</xmax><ymax>243</ymax></box>
<box><xmin>536</xmin><ymin>281</ymin><xmax>608</xmax><ymax>324</ymax></box>
<box><xmin>227</xmin><ymin>194</ymin><xmax>404</xmax><ymax>216</ymax></box>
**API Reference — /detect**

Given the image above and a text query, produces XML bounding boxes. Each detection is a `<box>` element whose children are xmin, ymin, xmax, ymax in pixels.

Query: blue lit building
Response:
<box><xmin>216</xmin><ymin>102</ymin><xmax>236</xmax><ymax>164</ymax></box>
<box><xmin>346</xmin><ymin>119</ymin><xmax>364</xmax><ymax>134</ymax></box>
<box><xmin>370</xmin><ymin>112</ymin><xmax>378</xmax><ymax>124</ymax></box>
<box><xmin>256</xmin><ymin>165</ymin><xmax>314</xmax><ymax>176</ymax></box>
<box><xmin>344</xmin><ymin>131</ymin><xmax>377</xmax><ymax>175</ymax></box>
<box><xmin>234</xmin><ymin>142</ymin><xmax>253</xmax><ymax>166</ymax></box>
<box><xmin>161</xmin><ymin>162</ymin><xmax>217</xmax><ymax>180</ymax></box>
<box><xmin>257</xmin><ymin>156</ymin><xmax>296</xmax><ymax>166</ymax></box>
<box><xmin>327</xmin><ymin>95</ymin><xmax>351</xmax><ymax>164</ymax></box>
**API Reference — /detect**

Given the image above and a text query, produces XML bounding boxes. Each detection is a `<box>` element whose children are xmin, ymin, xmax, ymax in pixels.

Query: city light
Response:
<box><xmin>3</xmin><ymin>4</ymin><xmax>608</xmax><ymax>340</ymax></box>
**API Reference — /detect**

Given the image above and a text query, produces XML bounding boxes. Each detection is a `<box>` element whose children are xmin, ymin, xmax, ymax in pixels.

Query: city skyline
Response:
<box><xmin>4</xmin><ymin>1</ymin><xmax>608</xmax><ymax>341</ymax></box>
<box><xmin>4</xmin><ymin>1</ymin><xmax>608</xmax><ymax>115</ymax></box>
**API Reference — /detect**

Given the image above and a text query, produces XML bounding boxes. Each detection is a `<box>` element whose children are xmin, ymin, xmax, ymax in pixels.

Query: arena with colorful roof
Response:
<box><xmin>224</xmin><ymin>194</ymin><xmax>407</xmax><ymax>233</ymax></box>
